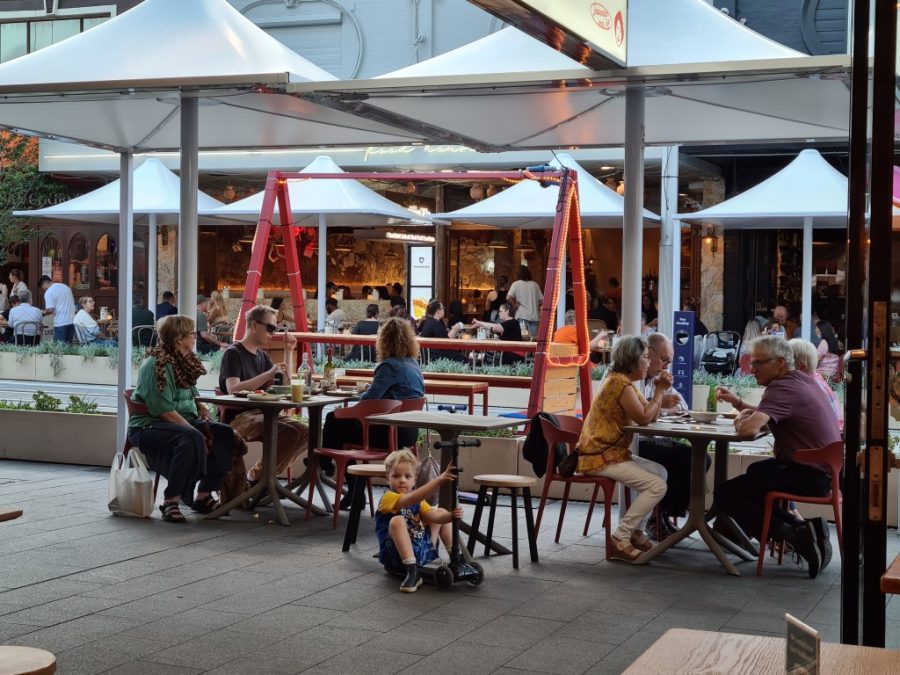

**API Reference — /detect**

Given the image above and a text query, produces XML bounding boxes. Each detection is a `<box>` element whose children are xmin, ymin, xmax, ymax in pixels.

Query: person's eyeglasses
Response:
<box><xmin>749</xmin><ymin>357</ymin><xmax>775</xmax><ymax>368</ymax></box>
<box><xmin>256</xmin><ymin>321</ymin><xmax>278</xmax><ymax>334</ymax></box>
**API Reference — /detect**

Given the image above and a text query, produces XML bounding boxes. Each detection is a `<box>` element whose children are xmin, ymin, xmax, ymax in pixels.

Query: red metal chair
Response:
<box><xmin>122</xmin><ymin>389</ymin><xmax>161</xmax><ymax>500</ymax></box>
<box><xmin>756</xmin><ymin>440</ymin><xmax>844</xmax><ymax>576</ymax></box>
<box><xmin>535</xmin><ymin>415</ymin><xmax>629</xmax><ymax>559</ymax></box>
<box><xmin>307</xmin><ymin>399</ymin><xmax>402</xmax><ymax>528</ymax></box>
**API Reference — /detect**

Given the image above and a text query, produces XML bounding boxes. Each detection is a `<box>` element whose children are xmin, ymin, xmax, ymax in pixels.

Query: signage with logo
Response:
<box><xmin>408</xmin><ymin>246</ymin><xmax>434</xmax><ymax>320</ymax></box>
<box><xmin>785</xmin><ymin>613</ymin><xmax>819</xmax><ymax>675</ymax></box>
<box><xmin>467</xmin><ymin>0</ymin><xmax>627</xmax><ymax>68</ymax></box>
<box><xmin>672</xmin><ymin>311</ymin><xmax>695</xmax><ymax>409</ymax></box>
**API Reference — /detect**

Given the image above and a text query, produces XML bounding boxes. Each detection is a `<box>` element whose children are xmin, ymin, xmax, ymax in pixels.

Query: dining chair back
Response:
<box><xmin>13</xmin><ymin>320</ymin><xmax>43</xmax><ymax>346</ymax></box>
<box><xmin>756</xmin><ymin>440</ymin><xmax>844</xmax><ymax>576</ymax></box>
<box><xmin>535</xmin><ymin>414</ymin><xmax>630</xmax><ymax>559</ymax></box>
<box><xmin>309</xmin><ymin>398</ymin><xmax>403</xmax><ymax>528</ymax></box>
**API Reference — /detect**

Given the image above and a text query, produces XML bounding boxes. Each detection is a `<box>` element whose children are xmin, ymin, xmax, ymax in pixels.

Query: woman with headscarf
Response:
<box><xmin>127</xmin><ymin>314</ymin><xmax>235</xmax><ymax>522</ymax></box>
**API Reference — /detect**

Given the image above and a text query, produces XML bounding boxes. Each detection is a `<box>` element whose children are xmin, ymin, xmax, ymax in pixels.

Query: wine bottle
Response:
<box><xmin>298</xmin><ymin>352</ymin><xmax>312</xmax><ymax>391</ymax></box>
<box><xmin>323</xmin><ymin>347</ymin><xmax>335</xmax><ymax>391</ymax></box>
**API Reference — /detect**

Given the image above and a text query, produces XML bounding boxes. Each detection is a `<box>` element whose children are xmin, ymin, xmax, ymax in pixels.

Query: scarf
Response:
<box><xmin>149</xmin><ymin>345</ymin><xmax>207</xmax><ymax>392</ymax></box>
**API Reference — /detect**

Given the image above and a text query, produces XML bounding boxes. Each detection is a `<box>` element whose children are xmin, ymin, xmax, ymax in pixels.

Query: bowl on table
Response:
<box><xmin>269</xmin><ymin>385</ymin><xmax>292</xmax><ymax>396</ymax></box>
<box><xmin>688</xmin><ymin>410</ymin><xmax>718</xmax><ymax>424</ymax></box>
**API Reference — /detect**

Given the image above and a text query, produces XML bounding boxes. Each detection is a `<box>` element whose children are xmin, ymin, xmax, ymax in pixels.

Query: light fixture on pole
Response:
<box><xmin>703</xmin><ymin>225</ymin><xmax>718</xmax><ymax>254</ymax></box>
<box><xmin>616</xmin><ymin>180</ymin><xmax>625</xmax><ymax>196</ymax></box>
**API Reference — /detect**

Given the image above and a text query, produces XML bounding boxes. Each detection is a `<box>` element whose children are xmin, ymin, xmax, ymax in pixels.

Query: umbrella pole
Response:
<box><xmin>178</xmin><ymin>93</ymin><xmax>199</xmax><ymax>330</ymax></box>
<box><xmin>317</xmin><ymin>214</ymin><xmax>327</xmax><ymax>358</ymax></box>
<box><xmin>658</xmin><ymin>145</ymin><xmax>680</xmax><ymax>337</ymax></box>
<box><xmin>801</xmin><ymin>216</ymin><xmax>812</xmax><ymax>341</ymax></box>
<box><xmin>116</xmin><ymin>152</ymin><xmax>134</xmax><ymax>453</ymax></box>
<box><xmin>622</xmin><ymin>85</ymin><xmax>645</xmax><ymax>336</ymax></box>
<box><xmin>148</xmin><ymin>213</ymin><xmax>157</xmax><ymax>315</ymax></box>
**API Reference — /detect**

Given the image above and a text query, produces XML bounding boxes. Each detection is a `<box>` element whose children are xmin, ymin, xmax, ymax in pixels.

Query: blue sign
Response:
<box><xmin>672</xmin><ymin>311</ymin><xmax>695</xmax><ymax>409</ymax></box>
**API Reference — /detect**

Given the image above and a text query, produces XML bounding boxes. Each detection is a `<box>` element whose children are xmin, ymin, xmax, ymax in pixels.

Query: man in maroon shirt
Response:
<box><xmin>713</xmin><ymin>335</ymin><xmax>841</xmax><ymax>579</ymax></box>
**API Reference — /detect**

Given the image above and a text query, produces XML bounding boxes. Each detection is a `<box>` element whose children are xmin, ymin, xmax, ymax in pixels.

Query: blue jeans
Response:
<box><xmin>53</xmin><ymin>324</ymin><xmax>75</xmax><ymax>343</ymax></box>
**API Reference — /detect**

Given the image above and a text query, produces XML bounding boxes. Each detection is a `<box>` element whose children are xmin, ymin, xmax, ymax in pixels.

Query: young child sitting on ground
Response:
<box><xmin>376</xmin><ymin>449</ymin><xmax>464</xmax><ymax>593</ymax></box>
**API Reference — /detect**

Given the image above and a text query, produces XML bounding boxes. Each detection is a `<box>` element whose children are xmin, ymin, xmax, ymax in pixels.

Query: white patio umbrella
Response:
<box><xmin>295</xmin><ymin>0</ymin><xmax>849</xmax><ymax>337</ymax></box>
<box><xmin>434</xmin><ymin>153</ymin><xmax>659</xmax><ymax>328</ymax></box>
<box><xmin>675</xmin><ymin>149</ymin><xmax>848</xmax><ymax>341</ymax></box>
<box><xmin>0</xmin><ymin>0</ymin><xmax>429</xmax><ymax>449</ymax></box>
<box><xmin>14</xmin><ymin>158</ymin><xmax>224</xmax><ymax>313</ymax></box>
<box><xmin>205</xmin><ymin>155</ymin><xmax>431</xmax><ymax>331</ymax></box>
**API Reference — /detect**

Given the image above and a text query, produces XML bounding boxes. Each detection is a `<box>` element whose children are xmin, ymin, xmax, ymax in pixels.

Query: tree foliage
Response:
<box><xmin>0</xmin><ymin>133</ymin><xmax>69</xmax><ymax>266</ymax></box>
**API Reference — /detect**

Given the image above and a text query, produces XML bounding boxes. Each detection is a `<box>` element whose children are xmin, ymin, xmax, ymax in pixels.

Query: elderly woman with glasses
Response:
<box><xmin>577</xmin><ymin>335</ymin><xmax>670</xmax><ymax>562</ymax></box>
<box><xmin>127</xmin><ymin>314</ymin><xmax>236</xmax><ymax>523</ymax></box>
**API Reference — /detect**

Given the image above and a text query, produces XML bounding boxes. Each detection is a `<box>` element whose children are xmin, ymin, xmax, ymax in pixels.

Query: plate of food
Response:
<box><xmin>247</xmin><ymin>392</ymin><xmax>284</xmax><ymax>402</ymax></box>
<box><xmin>232</xmin><ymin>390</ymin><xmax>252</xmax><ymax>398</ymax></box>
<box><xmin>688</xmin><ymin>410</ymin><xmax>718</xmax><ymax>423</ymax></box>
<box><xmin>323</xmin><ymin>389</ymin><xmax>356</xmax><ymax>397</ymax></box>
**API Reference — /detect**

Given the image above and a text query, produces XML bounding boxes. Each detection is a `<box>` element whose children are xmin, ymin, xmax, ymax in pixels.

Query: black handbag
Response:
<box><xmin>557</xmin><ymin>433</ymin><xmax>625</xmax><ymax>479</ymax></box>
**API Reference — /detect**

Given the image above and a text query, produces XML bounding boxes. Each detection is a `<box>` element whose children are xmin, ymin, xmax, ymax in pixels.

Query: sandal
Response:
<box><xmin>159</xmin><ymin>502</ymin><xmax>186</xmax><ymax>523</ymax></box>
<box><xmin>191</xmin><ymin>495</ymin><xmax>219</xmax><ymax>514</ymax></box>
<box><xmin>609</xmin><ymin>536</ymin><xmax>642</xmax><ymax>563</ymax></box>
<box><xmin>630</xmin><ymin>530</ymin><xmax>654</xmax><ymax>552</ymax></box>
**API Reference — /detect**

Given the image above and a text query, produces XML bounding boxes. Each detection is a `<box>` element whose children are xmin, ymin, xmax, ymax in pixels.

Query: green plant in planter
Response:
<box><xmin>0</xmin><ymin>399</ymin><xmax>33</xmax><ymax>410</ymax></box>
<box><xmin>32</xmin><ymin>390</ymin><xmax>62</xmax><ymax>411</ymax></box>
<box><xmin>65</xmin><ymin>395</ymin><xmax>99</xmax><ymax>415</ymax></box>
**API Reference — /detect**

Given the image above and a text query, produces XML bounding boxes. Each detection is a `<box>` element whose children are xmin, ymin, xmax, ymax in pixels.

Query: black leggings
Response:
<box><xmin>127</xmin><ymin>419</ymin><xmax>234</xmax><ymax>504</ymax></box>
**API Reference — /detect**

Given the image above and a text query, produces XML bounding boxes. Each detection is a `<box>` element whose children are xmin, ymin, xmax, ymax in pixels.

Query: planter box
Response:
<box><xmin>0</xmin><ymin>409</ymin><xmax>116</xmax><ymax>466</ymax></box>
<box><xmin>0</xmin><ymin>352</ymin><xmax>36</xmax><ymax>381</ymax></box>
<box><xmin>35</xmin><ymin>354</ymin><xmax>118</xmax><ymax>386</ymax></box>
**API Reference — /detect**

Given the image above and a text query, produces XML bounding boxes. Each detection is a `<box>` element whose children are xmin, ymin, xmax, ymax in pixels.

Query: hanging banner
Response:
<box><xmin>466</xmin><ymin>0</ymin><xmax>627</xmax><ymax>68</ymax></box>
<box><xmin>672</xmin><ymin>310</ymin><xmax>695</xmax><ymax>409</ymax></box>
<box><xmin>408</xmin><ymin>246</ymin><xmax>434</xmax><ymax>319</ymax></box>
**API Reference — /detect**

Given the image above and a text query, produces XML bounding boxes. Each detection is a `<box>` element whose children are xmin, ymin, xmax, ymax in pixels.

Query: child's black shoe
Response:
<box><xmin>400</xmin><ymin>563</ymin><xmax>421</xmax><ymax>593</ymax></box>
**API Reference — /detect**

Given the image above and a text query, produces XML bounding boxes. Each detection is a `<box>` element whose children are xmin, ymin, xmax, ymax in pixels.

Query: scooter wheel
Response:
<box><xmin>435</xmin><ymin>565</ymin><xmax>454</xmax><ymax>591</ymax></box>
<box><xmin>468</xmin><ymin>561</ymin><xmax>484</xmax><ymax>586</ymax></box>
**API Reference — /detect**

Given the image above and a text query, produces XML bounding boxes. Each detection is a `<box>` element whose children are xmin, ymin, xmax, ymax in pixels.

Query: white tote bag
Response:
<box><xmin>107</xmin><ymin>449</ymin><xmax>154</xmax><ymax>518</ymax></box>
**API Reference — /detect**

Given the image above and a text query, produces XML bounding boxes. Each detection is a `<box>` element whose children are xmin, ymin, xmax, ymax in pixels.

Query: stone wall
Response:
<box><xmin>700</xmin><ymin>178</ymin><xmax>726</xmax><ymax>332</ymax></box>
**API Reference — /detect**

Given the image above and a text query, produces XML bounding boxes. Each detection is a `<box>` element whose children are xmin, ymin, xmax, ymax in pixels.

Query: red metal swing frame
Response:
<box><xmin>233</xmin><ymin>168</ymin><xmax>592</xmax><ymax>419</ymax></box>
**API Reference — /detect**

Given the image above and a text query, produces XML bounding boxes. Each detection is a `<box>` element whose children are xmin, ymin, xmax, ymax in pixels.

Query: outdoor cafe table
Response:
<box><xmin>366</xmin><ymin>410</ymin><xmax>526</xmax><ymax>554</ymax></box>
<box><xmin>334</xmin><ymin>375</ymin><xmax>490</xmax><ymax>415</ymax></box>
<box><xmin>195</xmin><ymin>392</ymin><xmax>355</xmax><ymax>526</ymax></box>
<box><xmin>624</xmin><ymin>417</ymin><xmax>769</xmax><ymax>576</ymax></box>
<box><xmin>623</xmin><ymin>628</ymin><xmax>900</xmax><ymax>674</ymax></box>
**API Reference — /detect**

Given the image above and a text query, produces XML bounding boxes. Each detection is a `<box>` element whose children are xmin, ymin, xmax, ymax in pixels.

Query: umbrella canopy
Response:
<box><xmin>300</xmin><ymin>0</ymin><xmax>850</xmax><ymax>152</ymax></box>
<box><xmin>13</xmin><ymin>158</ymin><xmax>223</xmax><ymax>224</ymax></box>
<box><xmin>383</xmin><ymin>1</ymin><xmax>802</xmax><ymax>79</ymax></box>
<box><xmin>433</xmin><ymin>153</ymin><xmax>658</xmax><ymax>228</ymax></box>
<box><xmin>0</xmin><ymin>0</ymin><xmax>426</xmax><ymax>152</ymax></box>
<box><xmin>676</xmin><ymin>149</ymin><xmax>848</xmax><ymax>228</ymax></box>
<box><xmin>205</xmin><ymin>155</ymin><xmax>430</xmax><ymax>227</ymax></box>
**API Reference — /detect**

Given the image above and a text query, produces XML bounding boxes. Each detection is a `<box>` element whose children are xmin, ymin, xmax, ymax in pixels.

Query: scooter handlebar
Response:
<box><xmin>433</xmin><ymin>439</ymin><xmax>481</xmax><ymax>450</ymax></box>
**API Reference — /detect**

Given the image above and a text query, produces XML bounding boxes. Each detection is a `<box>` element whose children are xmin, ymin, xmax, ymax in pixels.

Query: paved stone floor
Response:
<box><xmin>1</xmin><ymin>460</ymin><xmax>898</xmax><ymax>675</ymax></box>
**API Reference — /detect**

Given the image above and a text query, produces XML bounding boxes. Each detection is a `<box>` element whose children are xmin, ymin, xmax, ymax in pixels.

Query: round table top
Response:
<box><xmin>0</xmin><ymin>646</ymin><xmax>56</xmax><ymax>675</ymax></box>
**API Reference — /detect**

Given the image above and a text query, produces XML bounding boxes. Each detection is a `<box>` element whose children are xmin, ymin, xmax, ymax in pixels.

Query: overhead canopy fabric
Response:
<box><xmin>0</xmin><ymin>0</ymin><xmax>427</xmax><ymax>152</ymax></box>
<box><xmin>676</xmin><ymin>149</ymin><xmax>849</xmax><ymax>228</ymax></box>
<box><xmin>382</xmin><ymin>1</ymin><xmax>802</xmax><ymax>78</ymax></box>
<box><xmin>433</xmin><ymin>153</ymin><xmax>659</xmax><ymax>228</ymax></box>
<box><xmin>14</xmin><ymin>158</ymin><xmax>223</xmax><ymax>224</ymax></box>
<box><xmin>204</xmin><ymin>155</ymin><xmax>430</xmax><ymax>228</ymax></box>
<box><xmin>297</xmin><ymin>0</ymin><xmax>849</xmax><ymax>151</ymax></box>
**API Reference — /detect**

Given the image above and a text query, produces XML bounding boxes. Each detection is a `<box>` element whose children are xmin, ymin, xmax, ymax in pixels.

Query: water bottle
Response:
<box><xmin>298</xmin><ymin>352</ymin><xmax>312</xmax><ymax>391</ymax></box>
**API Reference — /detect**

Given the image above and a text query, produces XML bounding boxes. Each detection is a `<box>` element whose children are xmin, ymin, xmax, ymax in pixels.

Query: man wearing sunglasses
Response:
<box><xmin>219</xmin><ymin>304</ymin><xmax>309</xmax><ymax>487</ymax></box>
<box><xmin>712</xmin><ymin>335</ymin><xmax>840</xmax><ymax>579</ymax></box>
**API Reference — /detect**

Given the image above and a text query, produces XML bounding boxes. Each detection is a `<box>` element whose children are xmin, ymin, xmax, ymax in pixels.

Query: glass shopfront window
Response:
<box><xmin>95</xmin><ymin>234</ymin><xmax>116</xmax><ymax>289</ymax></box>
<box><xmin>40</xmin><ymin>235</ymin><xmax>62</xmax><ymax>282</ymax></box>
<box><xmin>68</xmin><ymin>233</ymin><xmax>90</xmax><ymax>291</ymax></box>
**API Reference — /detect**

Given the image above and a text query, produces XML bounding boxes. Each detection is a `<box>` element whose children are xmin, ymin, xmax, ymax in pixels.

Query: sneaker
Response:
<box><xmin>400</xmin><ymin>563</ymin><xmax>422</xmax><ymax>592</ymax></box>
<box><xmin>809</xmin><ymin>517</ymin><xmax>833</xmax><ymax>572</ymax></box>
<box><xmin>790</xmin><ymin>521</ymin><xmax>821</xmax><ymax>579</ymax></box>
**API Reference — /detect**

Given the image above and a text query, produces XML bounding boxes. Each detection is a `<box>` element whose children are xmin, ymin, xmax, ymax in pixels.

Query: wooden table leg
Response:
<box><xmin>481</xmin><ymin>388</ymin><xmax>488</xmax><ymax>416</ymax></box>
<box><xmin>281</xmin><ymin>406</ymin><xmax>328</xmax><ymax>516</ymax></box>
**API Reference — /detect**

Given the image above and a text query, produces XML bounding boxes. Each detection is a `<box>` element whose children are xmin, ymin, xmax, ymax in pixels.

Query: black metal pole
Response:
<box><xmin>861</xmin><ymin>0</ymin><xmax>896</xmax><ymax>648</ymax></box>
<box><xmin>840</xmin><ymin>0</ymin><xmax>870</xmax><ymax>645</ymax></box>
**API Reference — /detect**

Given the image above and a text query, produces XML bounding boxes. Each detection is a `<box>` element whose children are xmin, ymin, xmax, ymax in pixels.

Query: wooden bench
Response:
<box><xmin>881</xmin><ymin>553</ymin><xmax>900</xmax><ymax>594</ymax></box>
<box><xmin>336</xmin><ymin>376</ymin><xmax>489</xmax><ymax>415</ymax></box>
<box><xmin>0</xmin><ymin>509</ymin><xmax>23</xmax><ymax>523</ymax></box>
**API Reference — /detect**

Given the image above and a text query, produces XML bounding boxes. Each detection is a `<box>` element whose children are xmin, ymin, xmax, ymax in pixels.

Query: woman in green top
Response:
<box><xmin>128</xmin><ymin>314</ymin><xmax>234</xmax><ymax>522</ymax></box>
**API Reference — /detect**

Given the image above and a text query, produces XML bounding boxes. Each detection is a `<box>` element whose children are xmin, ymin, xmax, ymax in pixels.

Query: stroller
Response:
<box><xmin>699</xmin><ymin>331</ymin><xmax>742</xmax><ymax>375</ymax></box>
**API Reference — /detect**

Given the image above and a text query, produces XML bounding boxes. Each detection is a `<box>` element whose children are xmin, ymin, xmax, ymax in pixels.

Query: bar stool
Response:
<box><xmin>468</xmin><ymin>474</ymin><xmax>539</xmax><ymax>569</ymax></box>
<box><xmin>342</xmin><ymin>463</ymin><xmax>386</xmax><ymax>552</ymax></box>
<box><xmin>0</xmin><ymin>646</ymin><xmax>56</xmax><ymax>674</ymax></box>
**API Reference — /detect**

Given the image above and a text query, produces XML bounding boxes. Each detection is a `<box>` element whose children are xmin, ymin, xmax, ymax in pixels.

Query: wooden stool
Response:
<box><xmin>0</xmin><ymin>509</ymin><xmax>23</xmax><ymax>523</ymax></box>
<box><xmin>342</xmin><ymin>464</ymin><xmax>386</xmax><ymax>552</ymax></box>
<box><xmin>468</xmin><ymin>474</ymin><xmax>539</xmax><ymax>569</ymax></box>
<box><xmin>0</xmin><ymin>646</ymin><xmax>56</xmax><ymax>675</ymax></box>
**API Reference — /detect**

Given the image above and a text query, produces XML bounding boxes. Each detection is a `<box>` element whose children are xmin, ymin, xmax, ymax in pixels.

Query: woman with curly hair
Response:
<box><xmin>321</xmin><ymin>318</ymin><xmax>425</xmax><ymax>504</ymax></box>
<box><xmin>127</xmin><ymin>314</ymin><xmax>235</xmax><ymax>522</ymax></box>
